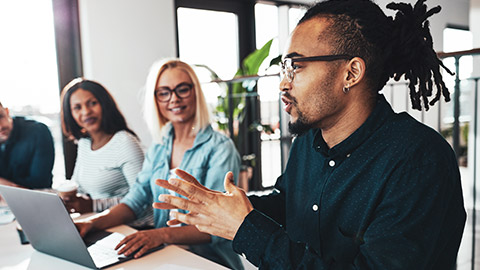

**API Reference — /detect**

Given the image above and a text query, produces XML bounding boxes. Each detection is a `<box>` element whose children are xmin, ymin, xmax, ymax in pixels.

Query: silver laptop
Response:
<box><xmin>0</xmin><ymin>185</ymin><xmax>133</xmax><ymax>269</ymax></box>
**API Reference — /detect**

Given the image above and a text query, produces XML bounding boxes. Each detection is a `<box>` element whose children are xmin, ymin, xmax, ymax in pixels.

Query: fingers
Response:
<box><xmin>169</xmin><ymin>211</ymin><xmax>196</xmax><ymax>226</ymax></box>
<box><xmin>224</xmin><ymin>171</ymin><xmax>237</xmax><ymax>194</ymax></box>
<box><xmin>115</xmin><ymin>234</ymin><xmax>131</xmax><ymax>250</ymax></box>
<box><xmin>158</xmin><ymin>194</ymin><xmax>202</xmax><ymax>213</ymax></box>
<box><xmin>166</xmin><ymin>178</ymin><xmax>216</xmax><ymax>202</ymax></box>
<box><xmin>155</xmin><ymin>179</ymin><xmax>191</xmax><ymax>199</ymax></box>
<box><xmin>173</xmin><ymin>169</ymin><xmax>211</xmax><ymax>192</ymax></box>
<box><xmin>77</xmin><ymin>223</ymin><xmax>91</xmax><ymax>238</ymax></box>
<box><xmin>134</xmin><ymin>245</ymin><xmax>150</xmax><ymax>259</ymax></box>
<box><xmin>61</xmin><ymin>195</ymin><xmax>73</xmax><ymax>202</ymax></box>
<box><xmin>152</xmin><ymin>202</ymin><xmax>177</xmax><ymax>210</ymax></box>
<box><xmin>174</xmin><ymin>169</ymin><xmax>199</xmax><ymax>185</ymax></box>
<box><xmin>171</xmin><ymin>212</ymin><xmax>225</xmax><ymax>236</ymax></box>
<box><xmin>166</xmin><ymin>219</ymin><xmax>182</xmax><ymax>226</ymax></box>
<box><xmin>116</xmin><ymin>234</ymin><xmax>143</xmax><ymax>256</ymax></box>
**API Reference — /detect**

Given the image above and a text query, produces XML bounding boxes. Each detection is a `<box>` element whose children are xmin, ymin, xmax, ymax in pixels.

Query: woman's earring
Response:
<box><xmin>343</xmin><ymin>84</ymin><xmax>350</xmax><ymax>94</ymax></box>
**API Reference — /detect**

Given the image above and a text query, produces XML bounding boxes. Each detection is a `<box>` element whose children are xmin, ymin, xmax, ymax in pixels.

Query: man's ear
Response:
<box><xmin>344</xmin><ymin>57</ymin><xmax>366</xmax><ymax>88</ymax></box>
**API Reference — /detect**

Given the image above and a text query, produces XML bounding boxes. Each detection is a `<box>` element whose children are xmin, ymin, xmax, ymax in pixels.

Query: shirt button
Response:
<box><xmin>329</xmin><ymin>160</ymin><xmax>335</xmax><ymax>167</ymax></box>
<box><xmin>346</xmin><ymin>153</ymin><xmax>351</xmax><ymax>158</ymax></box>
<box><xmin>312</xmin><ymin>204</ymin><xmax>319</xmax><ymax>211</ymax></box>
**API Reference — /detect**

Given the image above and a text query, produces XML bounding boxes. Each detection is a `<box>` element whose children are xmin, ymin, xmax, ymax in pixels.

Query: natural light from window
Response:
<box><xmin>0</xmin><ymin>0</ymin><xmax>64</xmax><ymax>182</ymax></box>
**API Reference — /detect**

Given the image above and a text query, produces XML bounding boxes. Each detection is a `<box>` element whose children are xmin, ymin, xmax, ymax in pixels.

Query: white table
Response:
<box><xmin>0</xmin><ymin>219</ymin><xmax>229</xmax><ymax>270</ymax></box>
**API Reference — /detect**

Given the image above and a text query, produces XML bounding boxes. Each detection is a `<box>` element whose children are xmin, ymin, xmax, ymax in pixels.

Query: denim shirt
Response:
<box><xmin>121</xmin><ymin>123</ymin><xmax>241</xmax><ymax>239</ymax></box>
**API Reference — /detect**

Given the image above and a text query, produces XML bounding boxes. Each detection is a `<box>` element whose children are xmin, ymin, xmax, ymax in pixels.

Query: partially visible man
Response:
<box><xmin>154</xmin><ymin>0</ymin><xmax>466</xmax><ymax>269</ymax></box>
<box><xmin>0</xmin><ymin>102</ymin><xmax>54</xmax><ymax>188</ymax></box>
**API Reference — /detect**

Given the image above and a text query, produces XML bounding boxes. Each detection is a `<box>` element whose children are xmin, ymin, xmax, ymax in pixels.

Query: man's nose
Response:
<box><xmin>279</xmin><ymin>75</ymin><xmax>291</xmax><ymax>92</ymax></box>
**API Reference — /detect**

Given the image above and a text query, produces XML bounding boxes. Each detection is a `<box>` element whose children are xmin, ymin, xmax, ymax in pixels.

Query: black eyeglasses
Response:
<box><xmin>155</xmin><ymin>83</ymin><xmax>193</xmax><ymax>102</ymax></box>
<box><xmin>281</xmin><ymin>54</ymin><xmax>354</xmax><ymax>82</ymax></box>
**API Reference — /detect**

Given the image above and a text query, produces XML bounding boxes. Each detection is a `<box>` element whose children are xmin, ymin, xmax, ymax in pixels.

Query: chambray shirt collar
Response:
<box><xmin>313</xmin><ymin>95</ymin><xmax>393</xmax><ymax>158</ymax></box>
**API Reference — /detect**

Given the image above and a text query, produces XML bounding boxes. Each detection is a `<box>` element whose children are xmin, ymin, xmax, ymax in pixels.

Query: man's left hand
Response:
<box><xmin>153</xmin><ymin>169</ymin><xmax>253</xmax><ymax>240</ymax></box>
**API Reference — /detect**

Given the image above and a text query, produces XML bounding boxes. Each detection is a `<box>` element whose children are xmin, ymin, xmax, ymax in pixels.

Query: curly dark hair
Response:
<box><xmin>299</xmin><ymin>0</ymin><xmax>454</xmax><ymax>111</ymax></box>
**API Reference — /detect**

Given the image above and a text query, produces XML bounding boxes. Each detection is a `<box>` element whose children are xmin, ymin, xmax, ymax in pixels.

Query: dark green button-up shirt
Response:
<box><xmin>233</xmin><ymin>95</ymin><xmax>466</xmax><ymax>269</ymax></box>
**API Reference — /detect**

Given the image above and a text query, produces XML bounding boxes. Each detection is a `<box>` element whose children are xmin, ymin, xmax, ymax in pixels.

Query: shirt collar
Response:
<box><xmin>313</xmin><ymin>95</ymin><xmax>394</xmax><ymax>158</ymax></box>
<box><xmin>4</xmin><ymin>116</ymin><xmax>22</xmax><ymax>147</ymax></box>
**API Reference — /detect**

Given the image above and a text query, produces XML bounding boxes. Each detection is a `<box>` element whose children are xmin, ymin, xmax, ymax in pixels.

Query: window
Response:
<box><xmin>177</xmin><ymin>7</ymin><xmax>239</xmax><ymax>107</ymax></box>
<box><xmin>0</xmin><ymin>0</ymin><xmax>64</xmax><ymax>182</ymax></box>
<box><xmin>255</xmin><ymin>3</ymin><xmax>307</xmax><ymax>188</ymax></box>
<box><xmin>442</xmin><ymin>27</ymin><xmax>473</xmax><ymax>124</ymax></box>
<box><xmin>175</xmin><ymin>0</ymin><xmax>308</xmax><ymax>190</ymax></box>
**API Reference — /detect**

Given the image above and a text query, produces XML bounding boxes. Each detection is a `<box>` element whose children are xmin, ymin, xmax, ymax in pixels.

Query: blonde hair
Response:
<box><xmin>144</xmin><ymin>59</ymin><xmax>211</xmax><ymax>143</ymax></box>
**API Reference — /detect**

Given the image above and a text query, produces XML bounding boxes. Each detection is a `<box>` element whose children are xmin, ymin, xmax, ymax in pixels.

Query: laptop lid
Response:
<box><xmin>0</xmin><ymin>185</ymin><xmax>102</xmax><ymax>269</ymax></box>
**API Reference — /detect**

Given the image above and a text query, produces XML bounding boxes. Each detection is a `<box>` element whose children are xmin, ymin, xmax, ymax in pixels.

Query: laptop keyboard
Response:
<box><xmin>87</xmin><ymin>232</ymin><xmax>127</xmax><ymax>267</ymax></box>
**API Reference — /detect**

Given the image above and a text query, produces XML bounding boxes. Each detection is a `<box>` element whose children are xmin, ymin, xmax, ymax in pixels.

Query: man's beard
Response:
<box><xmin>288</xmin><ymin>109</ymin><xmax>312</xmax><ymax>136</ymax></box>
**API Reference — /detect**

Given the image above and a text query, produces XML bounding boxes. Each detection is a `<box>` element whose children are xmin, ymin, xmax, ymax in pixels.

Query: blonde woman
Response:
<box><xmin>75</xmin><ymin>59</ymin><xmax>242</xmax><ymax>269</ymax></box>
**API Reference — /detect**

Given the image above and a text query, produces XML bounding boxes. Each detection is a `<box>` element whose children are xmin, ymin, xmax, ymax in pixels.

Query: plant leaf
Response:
<box><xmin>269</xmin><ymin>54</ymin><xmax>282</xmax><ymax>67</ymax></box>
<box><xmin>242</xmin><ymin>38</ymin><xmax>273</xmax><ymax>75</ymax></box>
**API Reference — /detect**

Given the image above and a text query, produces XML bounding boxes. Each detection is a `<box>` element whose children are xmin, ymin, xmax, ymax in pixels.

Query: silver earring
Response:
<box><xmin>343</xmin><ymin>84</ymin><xmax>350</xmax><ymax>94</ymax></box>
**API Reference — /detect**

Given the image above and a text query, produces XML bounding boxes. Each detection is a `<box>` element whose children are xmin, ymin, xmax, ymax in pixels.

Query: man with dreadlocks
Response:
<box><xmin>154</xmin><ymin>0</ymin><xmax>466</xmax><ymax>269</ymax></box>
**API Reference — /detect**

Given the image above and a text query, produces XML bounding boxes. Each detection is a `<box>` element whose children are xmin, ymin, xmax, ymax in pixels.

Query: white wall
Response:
<box><xmin>79</xmin><ymin>0</ymin><xmax>176</xmax><ymax>148</ymax></box>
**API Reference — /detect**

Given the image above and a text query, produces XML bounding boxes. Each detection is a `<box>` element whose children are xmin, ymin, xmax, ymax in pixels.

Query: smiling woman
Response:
<box><xmin>59</xmin><ymin>78</ymin><xmax>149</xmax><ymax>223</ymax></box>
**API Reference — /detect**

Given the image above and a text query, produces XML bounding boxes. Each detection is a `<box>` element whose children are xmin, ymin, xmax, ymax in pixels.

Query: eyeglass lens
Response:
<box><xmin>281</xmin><ymin>58</ymin><xmax>294</xmax><ymax>82</ymax></box>
<box><xmin>155</xmin><ymin>83</ymin><xmax>192</xmax><ymax>102</ymax></box>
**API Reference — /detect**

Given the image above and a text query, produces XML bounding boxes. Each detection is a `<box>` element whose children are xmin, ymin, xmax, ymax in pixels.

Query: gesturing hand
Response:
<box><xmin>153</xmin><ymin>169</ymin><xmax>253</xmax><ymax>240</ymax></box>
<box><xmin>115</xmin><ymin>229</ymin><xmax>166</xmax><ymax>259</ymax></box>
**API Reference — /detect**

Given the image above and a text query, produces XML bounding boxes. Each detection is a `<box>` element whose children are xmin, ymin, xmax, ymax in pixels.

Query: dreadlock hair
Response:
<box><xmin>60</xmin><ymin>78</ymin><xmax>138</xmax><ymax>140</ymax></box>
<box><xmin>299</xmin><ymin>0</ymin><xmax>454</xmax><ymax>111</ymax></box>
